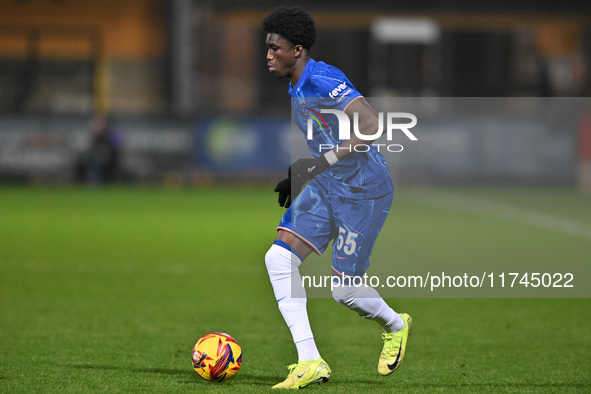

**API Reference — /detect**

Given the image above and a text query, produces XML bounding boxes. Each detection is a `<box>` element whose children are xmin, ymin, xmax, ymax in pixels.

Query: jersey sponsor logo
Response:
<box><xmin>328</xmin><ymin>82</ymin><xmax>349</xmax><ymax>100</ymax></box>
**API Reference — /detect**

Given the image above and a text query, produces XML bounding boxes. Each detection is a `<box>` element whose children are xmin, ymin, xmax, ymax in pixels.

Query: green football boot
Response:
<box><xmin>378</xmin><ymin>313</ymin><xmax>413</xmax><ymax>376</ymax></box>
<box><xmin>272</xmin><ymin>357</ymin><xmax>331</xmax><ymax>389</ymax></box>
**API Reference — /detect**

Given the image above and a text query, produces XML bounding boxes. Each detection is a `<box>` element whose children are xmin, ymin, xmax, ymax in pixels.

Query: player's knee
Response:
<box><xmin>265</xmin><ymin>244</ymin><xmax>296</xmax><ymax>279</ymax></box>
<box><xmin>265</xmin><ymin>246</ymin><xmax>286</xmax><ymax>273</ymax></box>
<box><xmin>332</xmin><ymin>285</ymin><xmax>356</xmax><ymax>308</ymax></box>
<box><xmin>332</xmin><ymin>283</ymin><xmax>383</xmax><ymax>318</ymax></box>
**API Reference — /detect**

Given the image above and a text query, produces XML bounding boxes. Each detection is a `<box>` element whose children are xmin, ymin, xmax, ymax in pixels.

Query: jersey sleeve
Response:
<box><xmin>310</xmin><ymin>64</ymin><xmax>362</xmax><ymax>111</ymax></box>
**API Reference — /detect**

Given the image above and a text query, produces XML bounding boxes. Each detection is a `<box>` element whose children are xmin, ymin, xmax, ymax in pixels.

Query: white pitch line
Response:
<box><xmin>407</xmin><ymin>188</ymin><xmax>591</xmax><ymax>240</ymax></box>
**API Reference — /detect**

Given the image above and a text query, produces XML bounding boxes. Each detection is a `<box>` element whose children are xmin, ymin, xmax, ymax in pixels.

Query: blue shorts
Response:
<box><xmin>277</xmin><ymin>178</ymin><xmax>393</xmax><ymax>277</ymax></box>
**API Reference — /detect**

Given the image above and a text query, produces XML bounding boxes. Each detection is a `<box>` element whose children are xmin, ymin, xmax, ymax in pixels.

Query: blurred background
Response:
<box><xmin>0</xmin><ymin>0</ymin><xmax>590</xmax><ymax>188</ymax></box>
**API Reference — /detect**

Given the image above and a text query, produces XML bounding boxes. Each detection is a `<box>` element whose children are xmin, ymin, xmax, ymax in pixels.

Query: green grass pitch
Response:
<box><xmin>0</xmin><ymin>185</ymin><xmax>589</xmax><ymax>392</ymax></box>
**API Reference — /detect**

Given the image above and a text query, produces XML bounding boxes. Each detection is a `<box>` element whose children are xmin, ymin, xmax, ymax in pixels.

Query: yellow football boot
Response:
<box><xmin>272</xmin><ymin>357</ymin><xmax>331</xmax><ymax>389</ymax></box>
<box><xmin>378</xmin><ymin>313</ymin><xmax>413</xmax><ymax>375</ymax></box>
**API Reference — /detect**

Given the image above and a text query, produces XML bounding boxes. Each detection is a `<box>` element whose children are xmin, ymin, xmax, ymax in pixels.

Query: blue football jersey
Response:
<box><xmin>288</xmin><ymin>59</ymin><xmax>393</xmax><ymax>199</ymax></box>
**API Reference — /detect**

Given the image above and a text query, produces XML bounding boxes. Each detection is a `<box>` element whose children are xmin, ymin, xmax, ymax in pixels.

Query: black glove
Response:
<box><xmin>290</xmin><ymin>156</ymin><xmax>331</xmax><ymax>183</ymax></box>
<box><xmin>274</xmin><ymin>177</ymin><xmax>292</xmax><ymax>208</ymax></box>
<box><xmin>275</xmin><ymin>156</ymin><xmax>332</xmax><ymax>208</ymax></box>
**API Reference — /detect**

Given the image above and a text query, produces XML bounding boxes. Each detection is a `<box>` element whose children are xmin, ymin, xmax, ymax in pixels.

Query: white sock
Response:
<box><xmin>384</xmin><ymin>312</ymin><xmax>406</xmax><ymax>333</ymax></box>
<box><xmin>265</xmin><ymin>244</ymin><xmax>320</xmax><ymax>361</ymax></box>
<box><xmin>332</xmin><ymin>283</ymin><xmax>405</xmax><ymax>333</ymax></box>
<box><xmin>295</xmin><ymin>338</ymin><xmax>320</xmax><ymax>361</ymax></box>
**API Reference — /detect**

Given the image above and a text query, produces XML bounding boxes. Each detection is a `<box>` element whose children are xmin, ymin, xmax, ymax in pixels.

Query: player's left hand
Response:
<box><xmin>274</xmin><ymin>177</ymin><xmax>292</xmax><ymax>208</ymax></box>
<box><xmin>290</xmin><ymin>156</ymin><xmax>331</xmax><ymax>183</ymax></box>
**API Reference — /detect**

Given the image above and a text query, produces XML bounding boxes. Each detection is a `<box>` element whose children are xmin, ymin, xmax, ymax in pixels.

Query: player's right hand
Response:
<box><xmin>274</xmin><ymin>177</ymin><xmax>292</xmax><ymax>208</ymax></box>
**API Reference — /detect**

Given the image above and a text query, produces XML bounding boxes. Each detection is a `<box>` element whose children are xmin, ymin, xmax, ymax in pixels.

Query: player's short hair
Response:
<box><xmin>262</xmin><ymin>6</ymin><xmax>316</xmax><ymax>49</ymax></box>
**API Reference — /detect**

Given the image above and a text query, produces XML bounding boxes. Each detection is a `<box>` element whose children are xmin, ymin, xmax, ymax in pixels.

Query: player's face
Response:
<box><xmin>266</xmin><ymin>33</ymin><xmax>300</xmax><ymax>78</ymax></box>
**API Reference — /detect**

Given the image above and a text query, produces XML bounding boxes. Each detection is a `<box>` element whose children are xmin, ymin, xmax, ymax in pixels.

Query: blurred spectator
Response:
<box><xmin>75</xmin><ymin>114</ymin><xmax>122</xmax><ymax>185</ymax></box>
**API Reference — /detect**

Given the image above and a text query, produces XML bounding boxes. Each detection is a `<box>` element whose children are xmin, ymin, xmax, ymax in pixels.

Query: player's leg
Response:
<box><xmin>265</xmin><ymin>184</ymin><xmax>333</xmax><ymax>388</ymax></box>
<box><xmin>329</xmin><ymin>193</ymin><xmax>398</xmax><ymax>328</ymax></box>
<box><xmin>332</xmin><ymin>278</ymin><xmax>413</xmax><ymax>375</ymax></box>
<box><xmin>265</xmin><ymin>228</ymin><xmax>317</xmax><ymax>361</ymax></box>
<box><xmin>331</xmin><ymin>277</ymin><xmax>407</xmax><ymax>334</ymax></box>
<box><xmin>329</xmin><ymin>193</ymin><xmax>413</xmax><ymax>375</ymax></box>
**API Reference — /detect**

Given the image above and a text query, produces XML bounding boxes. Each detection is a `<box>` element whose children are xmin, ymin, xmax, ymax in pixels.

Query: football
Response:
<box><xmin>191</xmin><ymin>332</ymin><xmax>242</xmax><ymax>382</ymax></box>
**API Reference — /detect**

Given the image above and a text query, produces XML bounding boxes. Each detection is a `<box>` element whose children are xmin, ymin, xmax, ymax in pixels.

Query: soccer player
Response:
<box><xmin>263</xmin><ymin>7</ymin><xmax>413</xmax><ymax>389</ymax></box>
